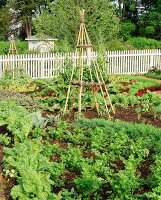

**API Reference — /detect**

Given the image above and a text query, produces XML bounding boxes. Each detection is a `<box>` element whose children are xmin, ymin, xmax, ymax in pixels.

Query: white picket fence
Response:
<box><xmin>0</xmin><ymin>49</ymin><xmax>161</xmax><ymax>78</ymax></box>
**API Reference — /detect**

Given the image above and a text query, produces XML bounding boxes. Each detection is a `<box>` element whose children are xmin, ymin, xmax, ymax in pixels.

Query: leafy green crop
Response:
<box><xmin>3</xmin><ymin>139</ymin><xmax>54</xmax><ymax>200</ymax></box>
<box><xmin>0</xmin><ymin>100</ymin><xmax>33</xmax><ymax>142</ymax></box>
<box><xmin>110</xmin><ymin>155</ymin><xmax>142</xmax><ymax>200</ymax></box>
<box><xmin>0</xmin><ymin>90</ymin><xmax>39</xmax><ymax>112</ymax></box>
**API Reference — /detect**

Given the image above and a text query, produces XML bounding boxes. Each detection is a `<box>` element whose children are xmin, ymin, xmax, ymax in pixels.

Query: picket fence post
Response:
<box><xmin>0</xmin><ymin>55</ymin><xmax>2</xmax><ymax>78</ymax></box>
<box><xmin>41</xmin><ymin>54</ymin><xmax>45</xmax><ymax>78</ymax></box>
<box><xmin>150</xmin><ymin>53</ymin><xmax>154</xmax><ymax>68</ymax></box>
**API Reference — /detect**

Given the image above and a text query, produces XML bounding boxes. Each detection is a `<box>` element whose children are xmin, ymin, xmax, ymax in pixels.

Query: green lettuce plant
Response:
<box><xmin>0</xmin><ymin>100</ymin><xmax>33</xmax><ymax>142</ymax></box>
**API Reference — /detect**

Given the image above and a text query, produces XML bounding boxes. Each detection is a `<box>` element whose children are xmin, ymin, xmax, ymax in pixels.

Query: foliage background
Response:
<box><xmin>0</xmin><ymin>0</ymin><xmax>161</xmax><ymax>52</ymax></box>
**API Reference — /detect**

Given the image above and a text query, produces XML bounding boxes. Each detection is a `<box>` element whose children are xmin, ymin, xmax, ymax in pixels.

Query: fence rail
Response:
<box><xmin>0</xmin><ymin>49</ymin><xmax>161</xmax><ymax>78</ymax></box>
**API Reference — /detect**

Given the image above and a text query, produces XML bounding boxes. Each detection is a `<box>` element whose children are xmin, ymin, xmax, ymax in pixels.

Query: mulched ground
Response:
<box><xmin>61</xmin><ymin>106</ymin><xmax>161</xmax><ymax>128</ymax></box>
<box><xmin>112</xmin><ymin>106</ymin><xmax>161</xmax><ymax>128</ymax></box>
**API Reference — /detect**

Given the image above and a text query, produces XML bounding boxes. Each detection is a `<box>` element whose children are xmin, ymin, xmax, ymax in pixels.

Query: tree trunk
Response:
<box><xmin>118</xmin><ymin>0</ymin><xmax>123</xmax><ymax>19</ymax></box>
<box><xmin>26</xmin><ymin>16</ymin><xmax>32</xmax><ymax>37</ymax></box>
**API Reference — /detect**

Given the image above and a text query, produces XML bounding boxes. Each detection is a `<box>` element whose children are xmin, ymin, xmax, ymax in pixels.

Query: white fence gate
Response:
<box><xmin>0</xmin><ymin>49</ymin><xmax>161</xmax><ymax>78</ymax></box>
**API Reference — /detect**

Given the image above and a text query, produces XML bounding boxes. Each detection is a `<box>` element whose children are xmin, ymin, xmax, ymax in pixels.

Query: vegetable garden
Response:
<box><xmin>1</xmin><ymin>7</ymin><xmax>161</xmax><ymax>200</ymax></box>
<box><xmin>0</xmin><ymin>67</ymin><xmax>161</xmax><ymax>199</ymax></box>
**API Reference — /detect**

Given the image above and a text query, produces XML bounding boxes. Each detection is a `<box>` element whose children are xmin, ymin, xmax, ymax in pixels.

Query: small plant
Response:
<box><xmin>147</xmin><ymin>67</ymin><xmax>161</xmax><ymax>80</ymax></box>
<box><xmin>0</xmin><ymin>90</ymin><xmax>39</xmax><ymax>112</ymax></box>
<box><xmin>151</xmin><ymin>105</ymin><xmax>161</xmax><ymax>119</ymax></box>
<box><xmin>141</xmin><ymin>100</ymin><xmax>150</xmax><ymax>112</ymax></box>
<box><xmin>0</xmin><ymin>134</ymin><xmax>11</xmax><ymax>145</ymax></box>
<box><xmin>75</xmin><ymin>173</ymin><xmax>103</xmax><ymax>198</ymax></box>
<box><xmin>110</xmin><ymin>155</ymin><xmax>142</xmax><ymax>199</ymax></box>
<box><xmin>61</xmin><ymin>188</ymin><xmax>81</xmax><ymax>200</ymax></box>
<box><xmin>135</xmin><ymin>107</ymin><xmax>142</xmax><ymax>120</ymax></box>
<box><xmin>128</xmin><ymin>95</ymin><xmax>138</xmax><ymax>107</ymax></box>
<box><xmin>32</xmin><ymin>111</ymin><xmax>48</xmax><ymax>128</ymax></box>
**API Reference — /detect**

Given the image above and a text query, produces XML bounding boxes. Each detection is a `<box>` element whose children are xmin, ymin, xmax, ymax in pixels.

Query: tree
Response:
<box><xmin>112</xmin><ymin>0</ymin><xmax>138</xmax><ymax>22</ymax></box>
<box><xmin>111</xmin><ymin>0</ymin><xmax>139</xmax><ymax>38</ymax></box>
<box><xmin>141</xmin><ymin>0</ymin><xmax>158</xmax><ymax>11</ymax></box>
<box><xmin>0</xmin><ymin>7</ymin><xmax>11</xmax><ymax>40</ymax></box>
<box><xmin>0</xmin><ymin>0</ymin><xmax>7</xmax><ymax>8</ymax></box>
<box><xmin>6</xmin><ymin>0</ymin><xmax>52</xmax><ymax>37</ymax></box>
<box><xmin>34</xmin><ymin>0</ymin><xmax>120</xmax><ymax>50</ymax></box>
<box><xmin>121</xmin><ymin>21</ymin><xmax>136</xmax><ymax>40</ymax></box>
<box><xmin>139</xmin><ymin>0</ymin><xmax>161</xmax><ymax>40</ymax></box>
<box><xmin>139</xmin><ymin>12</ymin><xmax>161</xmax><ymax>40</ymax></box>
<box><xmin>0</xmin><ymin>0</ymin><xmax>9</xmax><ymax>39</ymax></box>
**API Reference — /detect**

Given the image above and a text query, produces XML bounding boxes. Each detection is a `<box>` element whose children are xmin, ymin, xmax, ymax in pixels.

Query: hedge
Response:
<box><xmin>0</xmin><ymin>41</ymin><xmax>28</xmax><ymax>55</ymax></box>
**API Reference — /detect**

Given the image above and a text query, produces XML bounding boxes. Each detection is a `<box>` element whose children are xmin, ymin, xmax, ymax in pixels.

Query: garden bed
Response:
<box><xmin>57</xmin><ymin>106</ymin><xmax>161</xmax><ymax>128</ymax></box>
<box><xmin>1</xmin><ymin>116</ymin><xmax>161</xmax><ymax>199</ymax></box>
<box><xmin>0</xmin><ymin>74</ymin><xmax>161</xmax><ymax>199</ymax></box>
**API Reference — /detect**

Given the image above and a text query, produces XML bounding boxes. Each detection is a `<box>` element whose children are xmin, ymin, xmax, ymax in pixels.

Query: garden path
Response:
<box><xmin>137</xmin><ymin>76</ymin><xmax>161</xmax><ymax>83</ymax></box>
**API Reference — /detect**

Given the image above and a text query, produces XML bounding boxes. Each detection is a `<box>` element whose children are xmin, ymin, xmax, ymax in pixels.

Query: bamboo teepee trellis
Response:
<box><xmin>6</xmin><ymin>34</ymin><xmax>18</xmax><ymax>78</ymax></box>
<box><xmin>8</xmin><ymin>34</ymin><xmax>17</xmax><ymax>55</ymax></box>
<box><xmin>63</xmin><ymin>10</ymin><xmax>115</xmax><ymax>117</ymax></box>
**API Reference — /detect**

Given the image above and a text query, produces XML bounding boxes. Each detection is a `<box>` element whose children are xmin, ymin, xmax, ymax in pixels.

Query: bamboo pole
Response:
<box><xmin>93</xmin><ymin>62</ymin><xmax>111</xmax><ymax>117</ymax></box>
<box><xmin>96</xmin><ymin>63</ymin><xmax>115</xmax><ymax>114</ymax></box>
<box><xmin>63</xmin><ymin>53</ymin><xmax>77</xmax><ymax>115</ymax></box>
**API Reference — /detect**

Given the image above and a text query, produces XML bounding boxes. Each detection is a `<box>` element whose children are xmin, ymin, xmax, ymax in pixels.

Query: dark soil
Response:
<box><xmin>112</xmin><ymin>106</ymin><xmax>161</xmax><ymax>128</ymax></box>
<box><xmin>112</xmin><ymin>159</ymin><xmax>125</xmax><ymax>172</ymax></box>
<box><xmin>52</xmin><ymin>171</ymin><xmax>79</xmax><ymax>194</ymax></box>
<box><xmin>83</xmin><ymin>151</ymin><xmax>97</xmax><ymax>160</ymax></box>
<box><xmin>0</xmin><ymin>125</ymin><xmax>8</xmax><ymax>134</ymax></box>
<box><xmin>138</xmin><ymin>159</ymin><xmax>154</xmax><ymax>179</ymax></box>
<box><xmin>61</xmin><ymin>106</ymin><xmax>161</xmax><ymax>128</ymax></box>
<box><xmin>101</xmin><ymin>183</ymin><xmax>112</xmax><ymax>200</ymax></box>
<box><xmin>63</xmin><ymin>171</ymin><xmax>79</xmax><ymax>189</ymax></box>
<box><xmin>42</xmin><ymin>105</ymin><xmax>161</xmax><ymax>129</ymax></box>
<box><xmin>134</xmin><ymin>158</ymin><xmax>153</xmax><ymax>198</ymax></box>
<box><xmin>52</xmin><ymin>138</ymin><xmax>68</xmax><ymax>150</ymax></box>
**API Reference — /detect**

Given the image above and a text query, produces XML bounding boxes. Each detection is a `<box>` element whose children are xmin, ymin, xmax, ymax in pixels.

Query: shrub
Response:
<box><xmin>106</xmin><ymin>39</ymin><xmax>135</xmax><ymax>50</ymax></box>
<box><xmin>121</xmin><ymin>22</ymin><xmax>136</xmax><ymax>40</ymax></box>
<box><xmin>127</xmin><ymin>37</ymin><xmax>161</xmax><ymax>49</ymax></box>
<box><xmin>0</xmin><ymin>41</ymin><xmax>28</xmax><ymax>55</ymax></box>
<box><xmin>147</xmin><ymin>67</ymin><xmax>161</xmax><ymax>80</ymax></box>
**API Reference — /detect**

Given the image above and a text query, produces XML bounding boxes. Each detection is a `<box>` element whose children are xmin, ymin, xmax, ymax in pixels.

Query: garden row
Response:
<box><xmin>1</xmin><ymin>68</ymin><xmax>160</xmax><ymax>126</ymax></box>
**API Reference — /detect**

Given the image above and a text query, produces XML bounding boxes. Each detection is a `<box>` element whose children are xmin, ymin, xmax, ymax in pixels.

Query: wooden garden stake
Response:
<box><xmin>63</xmin><ymin>9</ymin><xmax>114</xmax><ymax>117</ymax></box>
